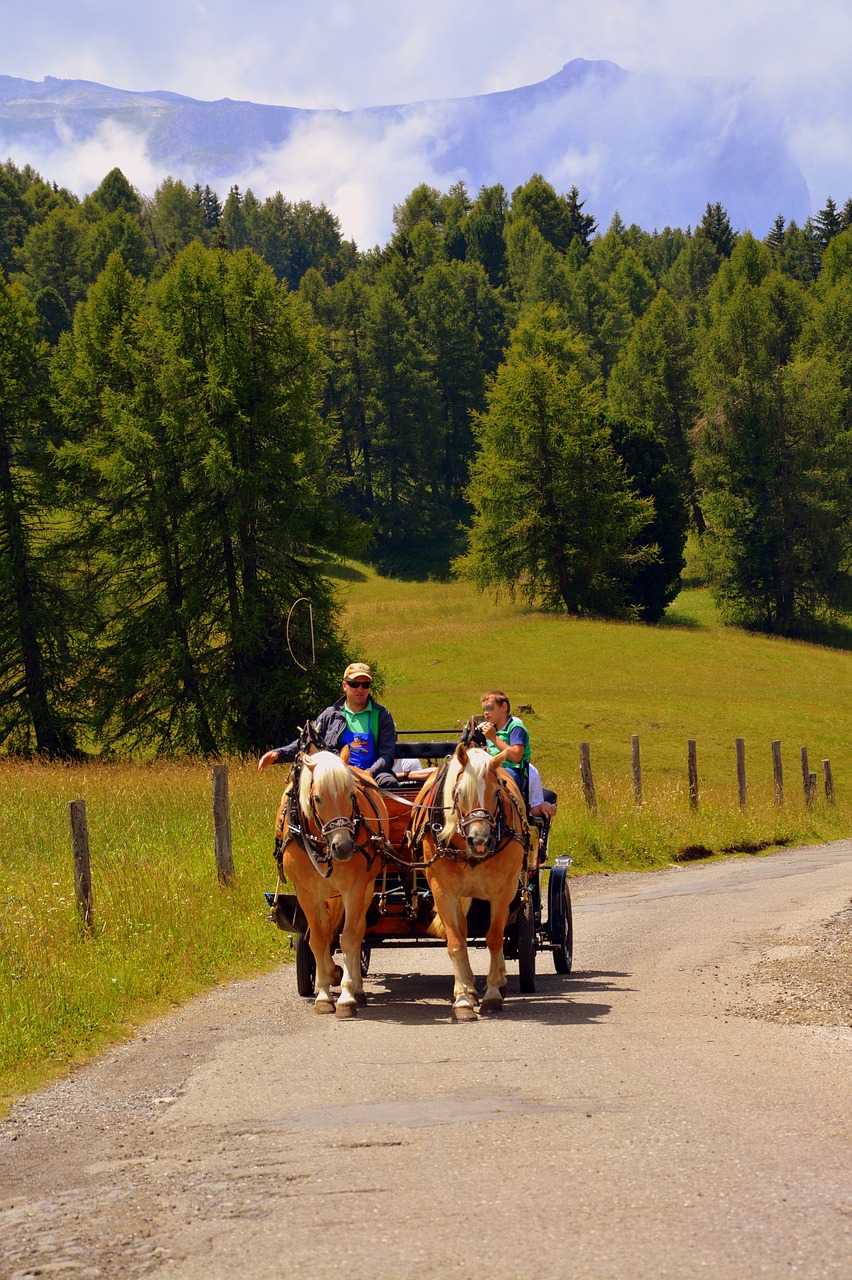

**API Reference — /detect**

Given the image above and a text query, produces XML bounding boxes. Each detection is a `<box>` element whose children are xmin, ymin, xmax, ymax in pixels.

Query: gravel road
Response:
<box><xmin>2</xmin><ymin>842</ymin><xmax>850</xmax><ymax>1280</ymax></box>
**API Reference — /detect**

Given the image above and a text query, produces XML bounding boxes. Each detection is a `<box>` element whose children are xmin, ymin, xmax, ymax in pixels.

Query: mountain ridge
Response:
<box><xmin>0</xmin><ymin>60</ymin><xmax>810</xmax><ymax>242</ymax></box>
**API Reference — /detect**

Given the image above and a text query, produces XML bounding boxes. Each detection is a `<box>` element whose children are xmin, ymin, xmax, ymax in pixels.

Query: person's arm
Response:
<box><xmin>372</xmin><ymin>705</ymin><xmax>397</xmax><ymax>776</ymax></box>
<box><xmin>482</xmin><ymin>720</ymin><xmax>525</xmax><ymax>763</ymax></box>
<box><xmin>258</xmin><ymin>738</ymin><xmax>298</xmax><ymax>771</ymax></box>
<box><xmin>503</xmin><ymin>725</ymin><xmax>526</xmax><ymax>764</ymax></box>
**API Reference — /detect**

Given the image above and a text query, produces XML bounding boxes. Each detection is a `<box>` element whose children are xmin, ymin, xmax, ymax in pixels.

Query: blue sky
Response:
<box><xmin>4</xmin><ymin>0</ymin><xmax>852</xmax><ymax>243</ymax></box>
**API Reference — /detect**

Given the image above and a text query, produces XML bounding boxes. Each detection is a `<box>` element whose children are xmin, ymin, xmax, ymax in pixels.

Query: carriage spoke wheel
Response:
<box><xmin>360</xmin><ymin>940</ymin><xmax>371</xmax><ymax>977</ymax></box>
<box><xmin>517</xmin><ymin>891</ymin><xmax>537</xmax><ymax>993</ymax></box>
<box><xmin>295</xmin><ymin>933</ymin><xmax>316</xmax><ymax>997</ymax></box>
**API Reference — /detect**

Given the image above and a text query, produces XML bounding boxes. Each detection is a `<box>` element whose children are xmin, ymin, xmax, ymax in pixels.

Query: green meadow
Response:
<box><xmin>3</xmin><ymin>565</ymin><xmax>852</xmax><ymax>1110</ymax></box>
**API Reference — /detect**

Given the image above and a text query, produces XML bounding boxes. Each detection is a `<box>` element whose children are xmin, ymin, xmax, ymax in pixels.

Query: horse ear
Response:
<box><xmin>454</xmin><ymin>742</ymin><xmax>469</xmax><ymax>767</ymax></box>
<box><xmin>339</xmin><ymin>744</ymin><xmax>350</xmax><ymax>765</ymax></box>
<box><xmin>488</xmin><ymin>747</ymin><xmax>510</xmax><ymax>770</ymax></box>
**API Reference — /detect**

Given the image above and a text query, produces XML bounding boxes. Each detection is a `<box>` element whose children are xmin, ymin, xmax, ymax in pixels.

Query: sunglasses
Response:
<box><xmin>346</xmin><ymin>679</ymin><xmax>372</xmax><ymax>689</ymax></box>
<box><xmin>481</xmin><ymin>703</ymin><xmax>495</xmax><ymax>712</ymax></box>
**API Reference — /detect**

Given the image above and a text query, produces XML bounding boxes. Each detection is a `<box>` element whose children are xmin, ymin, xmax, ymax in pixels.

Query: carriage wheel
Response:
<box><xmin>548</xmin><ymin>859</ymin><xmax>574</xmax><ymax>974</ymax></box>
<box><xmin>295</xmin><ymin>934</ymin><xmax>316</xmax><ymax>997</ymax></box>
<box><xmin>517</xmin><ymin>892</ymin><xmax>537</xmax><ymax>993</ymax></box>
<box><xmin>360</xmin><ymin>940</ymin><xmax>371</xmax><ymax>977</ymax></box>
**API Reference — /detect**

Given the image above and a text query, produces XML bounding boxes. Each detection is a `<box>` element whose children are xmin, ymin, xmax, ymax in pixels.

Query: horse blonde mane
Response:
<box><xmin>439</xmin><ymin>747</ymin><xmax>494</xmax><ymax>843</ymax></box>
<box><xmin>299</xmin><ymin>749</ymin><xmax>352</xmax><ymax>812</ymax></box>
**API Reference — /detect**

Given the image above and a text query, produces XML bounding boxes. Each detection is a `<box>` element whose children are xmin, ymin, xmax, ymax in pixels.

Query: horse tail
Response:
<box><xmin>424</xmin><ymin>910</ymin><xmax>446</xmax><ymax>940</ymax></box>
<box><xmin>424</xmin><ymin>895</ymin><xmax>472</xmax><ymax>940</ymax></box>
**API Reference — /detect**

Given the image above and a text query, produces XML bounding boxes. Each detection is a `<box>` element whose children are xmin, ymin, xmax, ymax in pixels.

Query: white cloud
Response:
<box><xmin>239</xmin><ymin>105</ymin><xmax>466</xmax><ymax>246</ymax></box>
<box><xmin>3</xmin><ymin>118</ymin><xmax>165</xmax><ymax>199</ymax></box>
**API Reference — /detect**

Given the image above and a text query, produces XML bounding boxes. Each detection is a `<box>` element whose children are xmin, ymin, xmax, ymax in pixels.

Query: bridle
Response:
<box><xmin>416</xmin><ymin>759</ymin><xmax>529</xmax><ymax>866</ymax></box>
<box><xmin>277</xmin><ymin>750</ymin><xmax>385</xmax><ymax>879</ymax></box>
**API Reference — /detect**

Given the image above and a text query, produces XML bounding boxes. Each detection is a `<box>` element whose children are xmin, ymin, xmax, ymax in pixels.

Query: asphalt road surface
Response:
<box><xmin>2</xmin><ymin>843</ymin><xmax>851</xmax><ymax>1280</ymax></box>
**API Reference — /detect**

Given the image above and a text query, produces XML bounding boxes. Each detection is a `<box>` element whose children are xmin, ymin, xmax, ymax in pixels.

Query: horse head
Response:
<box><xmin>300</xmin><ymin>749</ymin><xmax>360</xmax><ymax>862</ymax></box>
<box><xmin>441</xmin><ymin>742</ymin><xmax>510</xmax><ymax>858</ymax></box>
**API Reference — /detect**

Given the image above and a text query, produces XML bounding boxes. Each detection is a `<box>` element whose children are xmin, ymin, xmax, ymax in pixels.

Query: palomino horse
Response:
<box><xmin>275</xmin><ymin>743</ymin><xmax>390</xmax><ymax>1017</ymax></box>
<box><xmin>412</xmin><ymin>742</ymin><xmax>530</xmax><ymax>1021</ymax></box>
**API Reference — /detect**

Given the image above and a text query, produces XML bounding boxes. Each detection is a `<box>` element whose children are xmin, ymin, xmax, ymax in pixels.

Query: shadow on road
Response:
<box><xmin>352</xmin><ymin>965</ymin><xmax>633</xmax><ymax>1025</ymax></box>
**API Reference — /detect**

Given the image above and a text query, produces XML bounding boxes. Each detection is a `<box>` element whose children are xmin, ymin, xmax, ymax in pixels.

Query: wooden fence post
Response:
<box><xmin>771</xmin><ymin>740</ymin><xmax>783</xmax><ymax>807</ymax></box>
<box><xmin>212</xmin><ymin>763</ymin><xmax>235</xmax><ymax>886</ymax></box>
<box><xmin>68</xmin><ymin>799</ymin><xmax>93</xmax><ymax>926</ymax></box>
<box><xmin>807</xmin><ymin>772</ymin><xmax>817</xmax><ymax>808</ymax></box>
<box><xmin>800</xmin><ymin>747</ymin><xmax>810</xmax><ymax>804</ymax></box>
<box><xmin>735</xmin><ymin>738</ymin><xmax>747</xmax><ymax>809</ymax></box>
<box><xmin>822</xmin><ymin>759</ymin><xmax>835</xmax><ymax>805</ymax></box>
<box><xmin>579</xmin><ymin>742</ymin><xmax>597</xmax><ymax>815</ymax></box>
<box><xmin>631</xmin><ymin>734</ymin><xmax>642</xmax><ymax>806</ymax></box>
<box><xmin>687</xmin><ymin>739</ymin><xmax>698</xmax><ymax>810</ymax></box>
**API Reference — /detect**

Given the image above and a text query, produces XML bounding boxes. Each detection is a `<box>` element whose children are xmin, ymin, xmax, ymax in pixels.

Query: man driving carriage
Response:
<box><xmin>257</xmin><ymin>662</ymin><xmax>399</xmax><ymax>788</ymax></box>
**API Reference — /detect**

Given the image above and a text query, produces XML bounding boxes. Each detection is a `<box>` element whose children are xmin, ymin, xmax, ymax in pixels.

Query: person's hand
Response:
<box><xmin>258</xmin><ymin>750</ymin><xmax>278</xmax><ymax>772</ymax></box>
<box><xmin>480</xmin><ymin>720</ymin><xmax>497</xmax><ymax>743</ymax></box>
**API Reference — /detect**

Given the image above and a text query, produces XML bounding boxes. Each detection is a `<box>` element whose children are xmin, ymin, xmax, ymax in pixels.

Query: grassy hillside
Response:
<box><xmin>336</xmin><ymin>563</ymin><xmax>852</xmax><ymax>865</ymax></box>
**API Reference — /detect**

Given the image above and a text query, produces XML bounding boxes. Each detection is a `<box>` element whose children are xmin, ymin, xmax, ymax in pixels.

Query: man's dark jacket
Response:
<box><xmin>273</xmin><ymin>696</ymin><xmax>397</xmax><ymax>780</ymax></box>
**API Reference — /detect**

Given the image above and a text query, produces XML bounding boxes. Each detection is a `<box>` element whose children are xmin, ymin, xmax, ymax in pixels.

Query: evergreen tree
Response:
<box><xmin>16</xmin><ymin>204</ymin><xmax>86</xmax><ymax>318</ymax></box>
<box><xmin>143</xmin><ymin>177</ymin><xmax>206</xmax><ymax>269</ymax></box>
<box><xmin>463</xmin><ymin>184</ymin><xmax>508</xmax><ymax>287</ymax></box>
<box><xmin>456</xmin><ymin>316</ymin><xmax>655</xmax><ymax>615</ymax></box>
<box><xmin>54</xmin><ymin>246</ymin><xmax>355</xmax><ymax>754</ymax></box>
<box><xmin>607</xmin><ymin>416</ymin><xmax>688</xmax><ymax>620</ymax></box>
<box><xmin>698</xmin><ymin>202</ymin><xmax>736</xmax><ymax>258</ymax></box>
<box><xmin>0</xmin><ymin>161</ymin><xmax>37</xmax><ymax>276</ymax></box>
<box><xmin>695</xmin><ymin>234</ymin><xmax>852</xmax><ymax>631</ymax></box>
<box><xmin>815</xmin><ymin>196</ymin><xmax>842</xmax><ymax>249</ymax></box>
<box><xmin>607</xmin><ymin>288</ymin><xmax>702</xmax><ymax>529</ymax></box>
<box><xmin>359</xmin><ymin>279</ymin><xmax>447</xmax><ymax>576</ymax></box>
<box><xmin>0</xmin><ymin>275</ymin><xmax>77</xmax><ymax>754</ymax></box>
<box><xmin>509</xmin><ymin>174</ymin><xmax>575</xmax><ymax>254</ymax></box>
<box><xmin>85</xmin><ymin>167</ymin><xmax>142</xmax><ymax>217</ymax></box>
<box><xmin>563</xmin><ymin>185</ymin><xmax>597</xmax><ymax>253</ymax></box>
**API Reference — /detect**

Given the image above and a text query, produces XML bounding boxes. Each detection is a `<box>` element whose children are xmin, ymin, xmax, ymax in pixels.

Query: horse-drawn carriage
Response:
<box><xmin>265</xmin><ymin>725</ymin><xmax>573</xmax><ymax>1020</ymax></box>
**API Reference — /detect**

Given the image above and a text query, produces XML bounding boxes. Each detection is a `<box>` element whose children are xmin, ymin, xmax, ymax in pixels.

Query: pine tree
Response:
<box><xmin>815</xmin><ymin>196</ymin><xmax>843</xmax><ymax>249</ymax></box>
<box><xmin>456</xmin><ymin>313</ymin><xmax>655</xmax><ymax>615</ymax></box>
<box><xmin>0</xmin><ymin>276</ymin><xmax>77</xmax><ymax>754</ymax></box>
<box><xmin>695</xmin><ymin>234</ymin><xmax>852</xmax><ymax>631</ymax></box>
<box><xmin>53</xmin><ymin>246</ymin><xmax>354</xmax><ymax>754</ymax></box>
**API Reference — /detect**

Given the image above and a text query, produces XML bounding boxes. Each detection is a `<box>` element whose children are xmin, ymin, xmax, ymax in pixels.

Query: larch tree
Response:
<box><xmin>0</xmin><ymin>274</ymin><xmax>77</xmax><ymax>754</ymax></box>
<box><xmin>54</xmin><ymin>245</ymin><xmax>356</xmax><ymax>755</ymax></box>
<box><xmin>456</xmin><ymin>313</ymin><xmax>655</xmax><ymax>615</ymax></box>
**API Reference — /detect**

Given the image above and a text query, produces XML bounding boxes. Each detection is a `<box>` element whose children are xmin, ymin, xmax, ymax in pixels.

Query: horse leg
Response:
<box><xmin>303</xmin><ymin>898</ymin><xmax>338</xmax><ymax>1013</ymax></box>
<box><xmin>480</xmin><ymin>895</ymin><xmax>512</xmax><ymax>1014</ymax></box>
<box><xmin>335</xmin><ymin>872</ymin><xmax>375</xmax><ymax>1019</ymax></box>
<box><xmin>431</xmin><ymin>881</ymin><xmax>479</xmax><ymax>1021</ymax></box>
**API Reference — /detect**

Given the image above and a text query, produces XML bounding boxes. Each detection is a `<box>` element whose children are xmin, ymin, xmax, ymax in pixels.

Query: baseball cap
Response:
<box><xmin>343</xmin><ymin>662</ymin><xmax>372</xmax><ymax>683</ymax></box>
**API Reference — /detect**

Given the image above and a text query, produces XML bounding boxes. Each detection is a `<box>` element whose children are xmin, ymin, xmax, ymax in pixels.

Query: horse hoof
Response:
<box><xmin>314</xmin><ymin>998</ymin><xmax>335</xmax><ymax>1014</ymax></box>
<box><xmin>335</xmin><ymin>1000</ymin><xmax>357</xmax><ymax>1019</ymax></box>
<box><xmin>330</xmin><ymin>964</ymin><xmax>344</xmax><ymax>985</ymax></box>
<box><xmin>354</xmin><ymin>990</ymin><xmax>368</xmax><ymax>1007</ymax></box>
<box><xmin>480</xmin><ymin>996</ymin><xmax>504</xmax><ymax>1015</ymax></box>
<box><xmin>453</xmin><ymin>1003</ymin><xmax>478</xmax><ymax>1022</ymax></box>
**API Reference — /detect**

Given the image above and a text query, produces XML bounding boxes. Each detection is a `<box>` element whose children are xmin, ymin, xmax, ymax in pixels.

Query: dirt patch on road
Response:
<box><xmin>734</xmin><ymin>900</ymin><xmax>852</xmax><ymax>1027</ymax></box>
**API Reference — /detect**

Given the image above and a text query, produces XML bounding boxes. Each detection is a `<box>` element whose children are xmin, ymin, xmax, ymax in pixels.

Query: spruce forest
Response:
<box><xmin>2</xmin><ymin>160</ymin><xmax>852</xmax><ymax>758</ymax></box>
